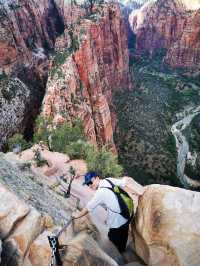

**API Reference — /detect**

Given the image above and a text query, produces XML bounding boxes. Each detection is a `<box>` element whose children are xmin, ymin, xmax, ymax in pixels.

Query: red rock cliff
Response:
<box><xmin>129</xmin><ymin>0</ymin><xmax>200</xmax><ymax>68</ymax></box>
<box><xmin>0</xmin><ymin>1</ymin><xmax>130</xmax><ymax>151</ymax></box>
<box><xmin>0</xmin><ymin>0</ymin><xmax>64</xmax><ymax>149</ymax></box>
<box><xmin>0</xmin><ymin>0</ymin><xmax>64</xmax><ymax>74</ymax></box>
<box><xmin>42</xmin><ymin>2</ymin><xmax>131</xmax><ymax>152</ymax></box>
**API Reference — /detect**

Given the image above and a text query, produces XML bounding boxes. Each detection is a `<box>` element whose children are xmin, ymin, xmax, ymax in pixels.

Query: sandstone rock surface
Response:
<box><xmin>133</xmin><ymin>184</ymin><xmax>200</xmax><ymax>266</ymax></box>
<box><xmin>0</xmin><ymin>0</ymin><xmax>63</xmax><ymax>74</ymax></box>
<box><xmin>0</xmin><ymin>150</ymin><xmax>137</xmax><ymax>265</ymax></box>
<box><xmin>129</xmin><ymin>0</ymin><xmax>200</xmax><ymax>68</ymax></box>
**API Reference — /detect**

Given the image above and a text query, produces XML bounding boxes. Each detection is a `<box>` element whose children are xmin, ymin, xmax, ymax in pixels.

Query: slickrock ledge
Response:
<box><xmin>0</xmin><ymin>153</ymin><xmax>114</xmax><ymax>265</ymax></box>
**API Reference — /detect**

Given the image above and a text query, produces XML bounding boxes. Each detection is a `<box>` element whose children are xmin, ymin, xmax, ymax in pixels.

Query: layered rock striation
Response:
<box><xmin>0</xmin><ymin>0</ymin><xmax>65</xmax><ymax>149</ymax></box>
<box><xmin>129</xmin><ymin>0</ymin><xmax>200</xmax><ymax>68</ymax></box>
<box><xmin>42</xmin><ymin>2</ymin><xmax>131</xmax><ymax>151</ymax></box>
<box><xmin>0</xmin><ymin>0</ymin><xmax>64</xmax><ymax>74</ymax></box>
<box><xmin>0</xmin><ymin>0</ymin><xmax>130</xmax><ymax>152</ymax></box>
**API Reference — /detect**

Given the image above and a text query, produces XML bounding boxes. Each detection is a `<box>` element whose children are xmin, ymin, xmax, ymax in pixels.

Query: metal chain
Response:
<box><xmin>48</xmin><ymin>213</ymin><xmax>88</xmax><ymax>266</ymax></box>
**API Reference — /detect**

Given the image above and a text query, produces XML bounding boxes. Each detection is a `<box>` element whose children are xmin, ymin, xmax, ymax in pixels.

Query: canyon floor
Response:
<box><xmin>114</xmin><ymin>52</ymin><xmax>200</xmax><ymax>188</ymax></box>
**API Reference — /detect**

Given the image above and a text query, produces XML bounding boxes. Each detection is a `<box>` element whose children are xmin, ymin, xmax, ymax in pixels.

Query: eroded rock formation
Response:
<box><xmin>1</xmin><ymin>148</ymin><xmax>200</xmax><ymax>265</ymax></box>
<box><xmin>0</xmin><ymin>150</ymin><xmax>133</xmax><ymax>266</ymax></box>
<box><xmin>0</xmin><ymin>0</ymin><xmax>64</xmax><ymax>149</ymax></box>
<box><xmin>42</xmin><ymin>2</ymin><xmax>130</xmax><ymax>151</ymax></box>
<box><xmin>132</xmin><ymin>184</ymin><xmax>200</xmax><ymax>266</ymax></box>
<box><xmin>0</xmin><ymin>0</ymin><xmax>130</xmax><ymax>152</ymax></box>
<box><xmin>0</xmin><ymin>182</ymin><xmax>117</xmax><ymax>266</ymax></box>
<box><xmin>129</xmin><ymin>0</ymin><xmax>200</xmax><ymax>68</ymax></box>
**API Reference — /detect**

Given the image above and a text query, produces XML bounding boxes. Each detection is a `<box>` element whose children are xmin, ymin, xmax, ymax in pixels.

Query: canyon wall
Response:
<box><xmin>0</xmin><ymin>0</ymin><xmax>64</xmax><ymax>149</ymax></box>
<box><xmin>0</xmin><ymin>0</ymin><xmax>130</xmax><ymax>151</ymax></box>
<box><xmin>129</xmin><ymin>0</ymin><xmax>200</xmax><ymax>68</ymax></box>
<box><xmin>42</xmin><ymin>2</ymin><xmax>131</xmax><ymax>151</ymax></box>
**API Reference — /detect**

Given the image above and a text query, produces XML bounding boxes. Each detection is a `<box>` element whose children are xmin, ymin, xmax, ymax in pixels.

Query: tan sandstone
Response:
<box><xmin>133</xmin><ymin>184</ymin><xmax>200</xmax><ymax>266</ymax></box>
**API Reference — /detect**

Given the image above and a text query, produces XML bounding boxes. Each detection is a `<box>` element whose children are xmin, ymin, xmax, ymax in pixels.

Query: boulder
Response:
<box><xmin>61</xmin><ymin>232</ymin><xmax>118</xmax><ymax>266</ymax></box>
<box><xmin>133</xmin><ymin>184</ymin><xmax>200</xmax><ymax>266</ymax></box>
<box><xmin>27</xmin><ymin>230</ymin><xmax>53</xmax><ymax>266</ymax></box>
<box><xmin>27</xmin><ymin>213</ymin><xmax>120</xmax><ymax>266</ymax></box>
<box><xmin>0</xmin><ymin>184</ymin><xmax>30</xmax><ymax>239</ymax></box>
<box><xmin>2</xmin><ymin>207</ymin><xmax>46</xmax><ymax>266</ymax></box>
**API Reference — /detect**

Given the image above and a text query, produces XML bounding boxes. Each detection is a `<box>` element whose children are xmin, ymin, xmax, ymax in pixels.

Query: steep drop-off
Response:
<box><xmin>114</xmin><ymin>0</ymin><xmax>200</xmax><ymax>187</ymax></box>
<box><xmin>42</xmin><ymin>2</ymin><xmax>130</xmax><ymax>151</ymax></box>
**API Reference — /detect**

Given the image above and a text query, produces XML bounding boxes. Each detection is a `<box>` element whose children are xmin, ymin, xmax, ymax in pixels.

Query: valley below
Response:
<box><xmin>114</xmin><ymin>53</ymin><xmax>200</xmax><ymax>189</ymax></box>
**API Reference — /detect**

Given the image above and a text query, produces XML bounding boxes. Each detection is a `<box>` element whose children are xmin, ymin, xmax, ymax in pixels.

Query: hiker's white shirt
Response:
<box><xmin>86</xmin><ymin>178</ymin><xmax>128</xmax><ymax>228</ymax></box>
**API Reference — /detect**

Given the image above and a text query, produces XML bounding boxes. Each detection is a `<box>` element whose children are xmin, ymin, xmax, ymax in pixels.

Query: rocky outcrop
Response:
<box><xmin>164</xmin><ymin>10</ymin><xmax>200</xmax><ymax>68</ymax></box>
<box><xmin>129</xmin><ymin>0</ymin><xmax>200</xmax><ymax>68</ymax></box>
<box><xmin>0</xmin><ymin>0</ymin><xmax>64</xmax><ymax>74</ymax></box>
<box><xmin>0</xmin><ymin>182</ymin><xmax>117</xmax><ymax>266</ymax></box>
<box><xmin>0</xmin><ymin>0</ymin><xmax>130</xmax><ymax>152</ymax></box>
<box><xmin>0</xmin><ymin>0</ymin><xmax>65</xmax><ymax>149</ymax></box>
<box><xmin>3</xmin><ymin>147</ymin><xmax>200</xmax><ymax>266</ymax></box>
<box><xmin>133</xmin><ymin>184</ymin><xmax>200</xmax><ymax>266</ymax></box>
<box><xmin>0</xmin><ymin>78</ymin><xmax>30</xmax><ymax>149</ymax></box>
<box><xmin>42</xmin><ymin>2</ymin><xmax>130</xmax><ymax>151</ymax></box>
<box><xmin>0</xmin><ymin>150</ymin><xmax>135</xmax><ymax>265</ymax></box>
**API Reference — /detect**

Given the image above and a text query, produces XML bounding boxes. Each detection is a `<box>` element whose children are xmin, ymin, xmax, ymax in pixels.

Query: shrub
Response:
<box><xmin>7</xmin><ymin>133</ymin><xmax>31</xmax><ymax>151</ymax></box>
<box><xmin>50</xmin><ymin>119</ymin><xmax>86</xmax><ymax>153</ymax></box>
<box><xmin>86</xmin><ymin>146</ymin><xmax>123</xmax><ymax>178</ymax></box>
<box><xmin>33</xmin><ymin>148</ymin><xmax>48</xmax><ymax>167</ymax></box>
<box><xmin>33</xmin><ymin>115</ymin><xmax>122</xmax><ymax>177</ymax></box>
<box><xmin>65</xmin><ymin>140</ymin><xmax>94</xmax><ymax>160</ymax></box>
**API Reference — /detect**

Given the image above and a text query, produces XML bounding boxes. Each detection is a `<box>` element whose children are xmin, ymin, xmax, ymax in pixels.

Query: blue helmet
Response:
<box><xmin>83</xmin><ymin>171</ymin><xmax>98</xmax><ymax>185</ymax></box>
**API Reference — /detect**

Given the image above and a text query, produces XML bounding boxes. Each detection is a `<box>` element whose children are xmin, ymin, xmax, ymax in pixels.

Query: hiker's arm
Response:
<box><xmin>72</xmin><ymin>190</ymin><xmax>102</xmax><ymax>219</ymax></box>
<box><xmin>72</xmin><ymin>208</ymin><xmax>88</xmax><ymax>219</ymax></box>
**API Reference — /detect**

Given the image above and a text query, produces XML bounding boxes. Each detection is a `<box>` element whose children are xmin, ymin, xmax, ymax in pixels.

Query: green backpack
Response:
<box><xmin>104</xmin><ymin>179</ymin><xmax>134</xmax><ymax>221</ymax></box>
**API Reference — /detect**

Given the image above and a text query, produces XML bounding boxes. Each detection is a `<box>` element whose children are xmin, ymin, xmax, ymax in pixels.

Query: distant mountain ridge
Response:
<box><xmin>129</xmin><ymin>0</ymin><xmax>200</xmax><ymax>68</ymax></box>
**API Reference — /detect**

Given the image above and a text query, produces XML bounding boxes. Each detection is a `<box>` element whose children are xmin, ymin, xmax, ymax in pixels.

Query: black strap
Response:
<box><xmin>102</xmin><ymin>179</ymin><xmax>132</xmax><ymax>220</ymax></box>
<box><xmin>105</xmin><ymin>179</ymin><xmax>130</xmax><ymax>197</ymax></box>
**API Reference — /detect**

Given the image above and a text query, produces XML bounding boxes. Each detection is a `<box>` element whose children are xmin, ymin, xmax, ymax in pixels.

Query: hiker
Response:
<box><xmin>72</xmin><ymin>171</ymin><xmax>142</xmax><ymax>253</ymax></box>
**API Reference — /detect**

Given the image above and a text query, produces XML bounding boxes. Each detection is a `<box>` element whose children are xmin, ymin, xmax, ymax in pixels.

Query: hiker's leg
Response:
<box><xmin>108</xmin><ymin>222</ymin><xmax>129</xmax><ymax>253</ymax></box>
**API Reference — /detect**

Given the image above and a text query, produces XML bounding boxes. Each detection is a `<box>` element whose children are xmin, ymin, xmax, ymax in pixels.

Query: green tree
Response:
<box><xmin>50</xmin><ymin>119</ymin><xmax>86</xmax><ymax>153</ymax></box>
<box><xmin>86</xmin><ymin>146</ymin><xmax>123</xmax><ymax>178</ymax></box>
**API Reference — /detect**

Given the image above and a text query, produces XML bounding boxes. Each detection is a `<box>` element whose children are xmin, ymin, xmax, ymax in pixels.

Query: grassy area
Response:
<box><xmin>189</xmin><ymin>114</ymin><xmax>200</xmax><ymax>153</ymax></box>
